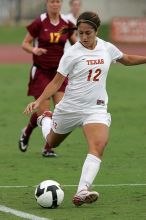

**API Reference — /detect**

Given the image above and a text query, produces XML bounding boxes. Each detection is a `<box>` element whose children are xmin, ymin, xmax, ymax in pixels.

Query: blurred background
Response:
<box><xmin>0</xmin><ymin>0</ymin><xmax>145</xmax><ymax>100</ymax></box>
<box><xmin>0</xmin><ymin>0</ymin><xmax>146</xmax><ymax>55</ymax></box>
<box><xmin>0</xmin><ymin>0</ymin><xmax>146</xmax><ymax>24</ymax></box>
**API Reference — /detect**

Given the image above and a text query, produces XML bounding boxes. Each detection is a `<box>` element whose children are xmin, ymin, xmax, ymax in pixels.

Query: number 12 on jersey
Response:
<box><xmin>87</xmin><ymin>68</ymin><xmax>101</xmax><ymax>81</ymax></box>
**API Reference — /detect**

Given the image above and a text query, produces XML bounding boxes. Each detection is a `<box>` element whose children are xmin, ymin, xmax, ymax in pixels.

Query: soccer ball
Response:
<box><xmin>35</xmin><ymin>180</ymin><xmax>64</xmax><ymax>208</ymax></box>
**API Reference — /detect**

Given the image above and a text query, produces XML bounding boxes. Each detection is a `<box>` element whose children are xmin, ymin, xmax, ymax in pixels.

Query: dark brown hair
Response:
<box><xmin>60</xmin><ymin>11</ymin><xmax>101</xmax><ymax>34</ymax></box>
<box><xmin>77</xmin><ymin>11</ymin><xmax>101</xmax><ymax>31</ymax></box>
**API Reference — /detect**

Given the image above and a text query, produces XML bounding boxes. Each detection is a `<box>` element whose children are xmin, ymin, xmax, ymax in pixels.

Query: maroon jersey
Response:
<box><xmin>27</xmin><ymin>13</ymin><xmax>74</xmax><ymax>70</ymax></box>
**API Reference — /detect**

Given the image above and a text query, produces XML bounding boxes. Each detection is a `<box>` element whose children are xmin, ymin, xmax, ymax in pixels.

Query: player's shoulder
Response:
<box><xmin>60</xmin><ymin>14</ymin><xmax>75</xmax><ymax>27</ymax></box>
<box><xmin>67</xmin><ymin>41</ymin><xmax>81</xmax><ymax>52</ymax></box>
<box><xmin>60</xmin><ymin>14</ymin><xmax>71</xmax><ymax>24</ymax></box>
<box><xmin>97</xmin><ymin>37</ymin><xmax>117</xmax><ymax>50</ymax></box>
<box><xmin>40</xmin><ymin>13</ymin><xmax>47</xmax><ymax>22</ymax></box>
<box><xmin>97</xmin><ymin>37</ymin><xmax>110</xmax><ymax>47</ymax></box>
<box><xmin>64</xmin><ymin>13</ymin><xmax>76</xmax><ymax>24</ymax></box>
<box><xmin>63</xmin><ymin>42</ymin><xmax>81</xmax><ymax>57</ymax></box>
<box><xmin>27</xmin><ymin>13</ymin><xmax>47</xmax><ymax>27</ymax></box>
<box><xmin>32</xmin><ymin>13</ymin><xmax>47</xmax><ymax>24</ymax></box>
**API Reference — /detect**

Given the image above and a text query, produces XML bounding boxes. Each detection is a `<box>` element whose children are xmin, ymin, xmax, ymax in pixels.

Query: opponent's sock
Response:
<box><xmin>24</xmin><ymin>112</ymin><xmax>38</xmax><ymax>138</ymax></box>
<box><xmin>77</xmin><ymin>154</ymin><xmax>101</xmax><ymax>193</ymax></box>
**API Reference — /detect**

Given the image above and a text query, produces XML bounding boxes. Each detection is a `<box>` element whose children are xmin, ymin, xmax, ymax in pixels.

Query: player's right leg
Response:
<box><xmin>41</xmin><ymin>81</ymin><xmax>67</xmax><ymax>157</ymax></box>
<box><xmin>37</xmin><ymin>100</ymin><xmax>58</xmax><ymax>157</ymax></box>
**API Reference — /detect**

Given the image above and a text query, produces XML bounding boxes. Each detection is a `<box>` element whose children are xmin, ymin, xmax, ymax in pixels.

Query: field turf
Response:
<box><xmin>0</xmin><ymin>64</ymin><xmax>146</xmax><ymax>220</ymax></box>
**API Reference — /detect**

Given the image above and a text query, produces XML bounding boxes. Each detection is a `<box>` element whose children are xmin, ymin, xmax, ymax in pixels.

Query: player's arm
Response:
<box><xmin>22</xmin><ymin>33</ymin><xmax>47</xmax><ymax>56</ymax></box>
<box><xmin>118</xmin><ymin>54</ymin><xmax>146</xmax><ymax>66</ymax></box>
<box><xmin>24</xmin><ymin>72</ymin><xmax>65</xmax><ymax>114</ymax></box>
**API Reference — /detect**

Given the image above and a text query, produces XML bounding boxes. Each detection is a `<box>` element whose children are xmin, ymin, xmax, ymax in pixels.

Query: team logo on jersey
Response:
<box><xmin>96</xmin><ymin>99</ymin><xmax>105</xmax><ymax>105</ymax></box>
<box><xmin>86</xmin><ymin>59</ymin><xmax>104</xmax><ymax>65</ymax></box>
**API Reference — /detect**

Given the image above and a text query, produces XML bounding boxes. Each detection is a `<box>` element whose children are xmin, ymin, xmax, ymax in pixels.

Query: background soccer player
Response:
<box><xmin>19</xmin><ymin>0</ymin><xmax>77</xmax><ymax>157</ymax></box>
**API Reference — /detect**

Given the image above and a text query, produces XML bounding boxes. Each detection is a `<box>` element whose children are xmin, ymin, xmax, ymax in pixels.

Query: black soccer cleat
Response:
<box><xmin>42</xmin><ymin>149</ymin><xmax>57</xmax><ymax>158</ymax></box>
<box><xmin>18</xmin><ymin>128</ymin><xmax>29</xmax><ymax>152</ymax></box>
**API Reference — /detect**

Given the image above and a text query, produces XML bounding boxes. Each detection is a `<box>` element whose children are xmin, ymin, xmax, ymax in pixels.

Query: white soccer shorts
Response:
<box><xmin>51</xmin><ymin>108</ymin><xmax>111</xmax><ymax>134</ymax></box>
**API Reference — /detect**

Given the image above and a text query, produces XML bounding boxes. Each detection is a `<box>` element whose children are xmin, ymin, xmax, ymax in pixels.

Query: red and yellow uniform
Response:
<box><xmin>27</xmin><ymin>13</ymin><xmax>74</xmax><ymax>98</ymax></box>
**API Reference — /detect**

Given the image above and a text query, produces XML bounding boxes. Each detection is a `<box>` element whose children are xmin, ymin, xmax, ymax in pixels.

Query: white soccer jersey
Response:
<box><xmin>57</xmin><ymin>37</ymin><xmax>123</xmax><ymax>113</ymax></box>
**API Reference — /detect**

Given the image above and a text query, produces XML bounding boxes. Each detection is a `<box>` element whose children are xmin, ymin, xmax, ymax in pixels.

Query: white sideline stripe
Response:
<box><xmin>0</xmin><ymin>205</ymin><xmax>50</xmax><ymax>220</ymax></box>
<box><xmin>0</xmin><ymin>183</ymin><xmax>146</xmax><ymax>188</ymax></box>
<box><xmin>64</xmin><ymin>183</ymin><xmax>146</xmax><ymax>187</ymax></box>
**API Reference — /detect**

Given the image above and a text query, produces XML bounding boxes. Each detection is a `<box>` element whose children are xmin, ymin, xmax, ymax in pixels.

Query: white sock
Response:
<box><xmin>41</xmin><ymin>117</ymin><xmax>52</xmax><ymax>140</ymax></box>
<box><xmin>77</xmin><ymin>154</ymin><xmax>101</xmax><ymax>193</ymax></box>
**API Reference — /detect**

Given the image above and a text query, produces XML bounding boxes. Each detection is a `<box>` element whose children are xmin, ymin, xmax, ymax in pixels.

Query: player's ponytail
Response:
<box><xmin>59</xmin><ymin>26</ymin><xmax>77</xmax><ymax>35</ymax></box>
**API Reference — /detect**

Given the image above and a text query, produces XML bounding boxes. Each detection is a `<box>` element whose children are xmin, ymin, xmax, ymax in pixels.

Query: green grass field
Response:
<box><xmin>0</xmin><ymin>26</ymin><xmax>26</xmax><ymax>45</ymax></box>
<box><xmin>0</xmin><ymin>63</ymin><xmax>146</xmax><ymax>220</ymax></box>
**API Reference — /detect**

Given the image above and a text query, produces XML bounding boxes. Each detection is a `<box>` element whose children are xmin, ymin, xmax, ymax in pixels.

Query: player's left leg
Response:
<box><xmin>73</xmin><ymin>112</ymin><xmax>111</xmax><ymax>206</ymax></box>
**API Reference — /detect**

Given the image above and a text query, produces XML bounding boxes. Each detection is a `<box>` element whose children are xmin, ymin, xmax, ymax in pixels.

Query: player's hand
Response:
<box><xmin>32</xmin><ymin>47</ymin><xmax>47</xmax><ymax>56</ymax></box>
<box><xmin>23</xmin><ymin>101</ymin><xmax>39</xmax><ymax>115</ymax></box>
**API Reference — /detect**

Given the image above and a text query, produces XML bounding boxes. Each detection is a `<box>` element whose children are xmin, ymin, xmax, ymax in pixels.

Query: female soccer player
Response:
<box><xmin>19</xmin><ymin>0</ymin><xmax>76</xmax><ymax>157</ymax></box>
<box><xmin>24</xmin><ymin>11</ymin><xmax>146</xmax><ymax>206</ymax></box>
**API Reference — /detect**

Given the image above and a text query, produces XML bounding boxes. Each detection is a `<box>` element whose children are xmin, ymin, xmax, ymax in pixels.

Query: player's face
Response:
<box><xmin>47</xmin><ymin>0</ymin><xmax>62</xmax><ymax>14</ymax></box>
<box><xmin>71</xmin><ymin>0</ymin><xmax>81</xmax><ymax>16</ymax></box>
<box><xmin>78</xmin><ymin>23</ymin><xmax>97</xmax><ymax>50</ymax></box>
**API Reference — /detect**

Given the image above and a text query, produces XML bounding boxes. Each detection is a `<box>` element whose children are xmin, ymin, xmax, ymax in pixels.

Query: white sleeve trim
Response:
<box><xmin>40</xmin><ymin>13</ymin><xmax>47</xmax><ymax>22</ymax></box>
<box><xmin>57</xmin><ymin>71</ymin><xmax>67</xmax><ymax>77</ymax></box>
<box><xmin>60</xmin><ymin>14</ymin><xmax>69</xmax><ymax>23</ymax></box>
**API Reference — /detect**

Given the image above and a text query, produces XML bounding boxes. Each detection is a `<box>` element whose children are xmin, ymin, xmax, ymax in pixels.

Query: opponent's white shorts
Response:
<box><xmin>51</xmin><ymin>108</ymin><xmax>111</xmax><ymax>134</ymax></box>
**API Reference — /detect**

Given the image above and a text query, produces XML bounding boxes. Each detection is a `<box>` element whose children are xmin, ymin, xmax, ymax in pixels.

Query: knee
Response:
<box><xmin>37</xmin><ymin>107</ymin><xmax>48</xmax><ymax>116</ymax></box>
<box><xmin>89</xmin><ymin>139</ymin><xmax>108</xmax><ymax>157</ymax></box>
<box><xmin>93</xmin><ymin>139</ymin><xmax>108</xmax><ymax>149</ymax></box>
